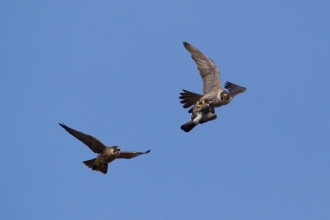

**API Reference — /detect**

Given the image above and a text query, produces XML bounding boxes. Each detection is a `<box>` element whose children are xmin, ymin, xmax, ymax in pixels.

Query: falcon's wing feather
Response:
<box><xmin>183</xmin><ymin>42</ymin><xmax>222</xmax><ymax>95</ymax></box>
<box><xmin>179</xmin><ymin>89</ymin><xmax>203</xmax><ymax>109</ymax></box>
<box><xmin>59</xmin><ymin>123</ymin><xmax>106</xmax><ymax>154</ymax></box>
<box><xmin>224</xmin><ymin>81</ymin><xmax>246</xmax><ymax>98</ymax></box>
<box><xmin>117</xmin><ymin>149</ymin><xmax>151</xmax><ymax>159</ymax></box>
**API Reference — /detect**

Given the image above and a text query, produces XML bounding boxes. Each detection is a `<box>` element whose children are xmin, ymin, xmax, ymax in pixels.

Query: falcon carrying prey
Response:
<box><xmin>179</xmin><ymin>42</ymin><xmax>246</xmax><ymax>131</ymax></box>
<box><xmin>59</xmin><ymin>123</ymin><xmax>150</xmax><ymax>174</ymax></box>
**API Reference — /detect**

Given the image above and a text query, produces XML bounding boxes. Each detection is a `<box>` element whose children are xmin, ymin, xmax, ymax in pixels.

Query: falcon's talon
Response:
<box><xmin>196</xmin><ymin>99</ymin><xmax>205</xmax><ymax>111</ymax></box>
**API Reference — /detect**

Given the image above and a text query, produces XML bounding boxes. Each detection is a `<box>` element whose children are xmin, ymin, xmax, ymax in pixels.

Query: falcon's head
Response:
<box><xmin>220</xmin><ymin>91</ymin><xmax>230</xmax><ymax>101</ymax></box>
<box><xmin>112</xmin><ymin>146</ymin><xmax>121</xmax><ymax>153</ymax></box>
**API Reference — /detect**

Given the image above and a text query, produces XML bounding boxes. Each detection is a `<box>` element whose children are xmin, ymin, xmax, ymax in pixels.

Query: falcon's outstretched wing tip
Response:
<box><xmin>183</xmin><ymin>41</ymin><xmax>192</xmax><ymax>49</ymax></box>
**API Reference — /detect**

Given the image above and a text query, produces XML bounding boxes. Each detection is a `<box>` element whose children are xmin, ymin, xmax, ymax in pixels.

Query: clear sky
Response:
<box><xmin>1</xmin><ymin>1</ymin><xmax>330</xmax><ymax>219</ymax></box>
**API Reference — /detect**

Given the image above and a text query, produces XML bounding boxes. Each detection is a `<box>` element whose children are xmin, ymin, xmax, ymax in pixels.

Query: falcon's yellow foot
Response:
<box><xmin>196</xmin><ymin>99</ymin><xmax>205</xmax><ymax>111</ymax></box>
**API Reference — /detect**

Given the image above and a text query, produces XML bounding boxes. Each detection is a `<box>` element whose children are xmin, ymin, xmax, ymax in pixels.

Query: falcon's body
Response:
<box><xmin>84</xmin><ymin>146</ymin><xmax>120</xmax><ymax>173</ymax></box>
<box><xmin>179</xmin><ymin>42</ymin><xmax>246</xmax><ymax>126</ymax></box>
<box><xmin>59</xmin><ymin>123</ymin><xmax>150</xmax><ymax>174</ymax></box>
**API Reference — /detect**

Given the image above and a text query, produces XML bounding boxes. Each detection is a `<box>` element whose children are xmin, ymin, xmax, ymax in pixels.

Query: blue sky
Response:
<box><xmin>1</xmin><ymin>1</ymin><xmax>330</xmax><ymax>219</ymax></box>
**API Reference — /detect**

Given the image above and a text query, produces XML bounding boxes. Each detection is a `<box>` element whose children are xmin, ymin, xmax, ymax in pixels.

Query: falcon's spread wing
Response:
<box><xmin>179</xmin><ymin>89</ymin><xmax>203</xmax><ymax>109</ymax></box>
<box><xmin>117</xmin><ymin>150</ymin><xmax>151</xmax><ymax>159</ymax></box>
<box><xmin>59</xmin><ymin>123</ymin><xmax>106</xmax><ymax>154</ymax></box>
<box><xmin>183</xmin><ymin>42</ymin><xmax>222</xmax><ymax>95</ymax></box>
<box><xmin>224</xmin><ymin>81</ymin><xmax>246</xmax><ymax>98</ymax></box>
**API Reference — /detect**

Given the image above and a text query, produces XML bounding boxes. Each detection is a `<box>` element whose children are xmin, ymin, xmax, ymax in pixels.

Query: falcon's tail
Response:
<box><xmin>83</xmin><ymin>158</ymin><xmax>108</xmax><ymax>174</ymax></box>
<box><xmin>179</xmin><ymin>89</ymin><xmax>203</xmax><ymax>109</ymax></box>
<box><xmin>181</xmin><ymin>121</ymin><xmax>197</xmax><ymax>132</ymax></box>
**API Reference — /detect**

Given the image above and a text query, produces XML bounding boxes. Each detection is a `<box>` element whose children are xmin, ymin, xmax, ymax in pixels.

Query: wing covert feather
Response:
<box><xmin>183</xmin><ymin>42</ymin><xmax>222</xmax><ymax>95</ymax></box>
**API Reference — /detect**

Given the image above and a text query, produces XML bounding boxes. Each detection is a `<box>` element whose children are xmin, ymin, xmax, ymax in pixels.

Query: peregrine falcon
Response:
<box><xmin>59</xmin><ymin>123</ymin><xmax>150</xmax><ymax>174</ymax></box>
<box><xmin>179</xmin><ymin>42</ymin><xmax>246</xmax><ymax>114</ymax></box>
<box><xmin>179</xmin><ymin>42</ymin><xmax>246</xmax><ymax>132</ymax></box>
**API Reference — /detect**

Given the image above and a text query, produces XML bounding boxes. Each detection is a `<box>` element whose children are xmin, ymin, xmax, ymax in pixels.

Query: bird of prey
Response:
<box><xmin>179</xmin><ymin>42</ymin><xmax>246</xmax><ymax>114</ymax></box>
<box><xmin>59</xmin><ymin>123</ymin><xmax>150</xmax><ymax>174</ymax></box>
<box><xmin>181</xmin><ymin>101</ymin><xmax>217</xmax><ymax>132</ymax></box>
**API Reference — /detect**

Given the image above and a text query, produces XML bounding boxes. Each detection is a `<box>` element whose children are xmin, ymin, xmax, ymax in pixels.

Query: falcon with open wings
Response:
<box><xmin>59</xmin><ymin>123</ymin><xmax>150</xmax><ymax>174</ymax></box>
<box><xmin>179</xmin><ymin>42</ymin><xmax>246</xmax><ymax>114</ymax></box>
